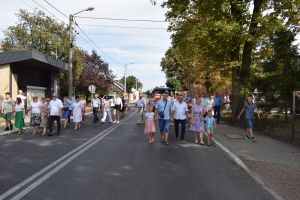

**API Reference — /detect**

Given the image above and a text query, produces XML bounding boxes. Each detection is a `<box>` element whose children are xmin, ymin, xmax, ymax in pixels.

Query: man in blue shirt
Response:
<box><xmin>155</xmin><ymin>91</ymin><xmax>172</xmax><ymax>145</ymax></box>
<box><xmin>66</xmin><ymin>95</ymin><xmax>75</xmax><ymax>126</ymax></box>
<box><xmin>135</xmin><ymin>94</ymin><xmax>146</xmax><ymax>122</ymax></box>
<box><xmin>213</xmin><ymin>92</ymin><xmax>222</xmax><ymax>124</ymax></box>
<box><xmin>238</xmin><ymin>95</ymin><xmax>260</xmax><ymax>140</ymax></box>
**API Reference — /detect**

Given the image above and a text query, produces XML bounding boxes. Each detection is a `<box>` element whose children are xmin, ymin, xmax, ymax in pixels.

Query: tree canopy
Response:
<box><xmin>119</xmin><ymin>75</ymin><xmax>143</xmax><ymax>93</ymax></box>
<box><xmin>157</xmin><ymin>0</ymin><xmax>300</xmax><ymax>118</ymax></box>
<box><xmin>0</xmin><ymin>9</ymin><xmax>115</xmax><ymax>96</ymax></box>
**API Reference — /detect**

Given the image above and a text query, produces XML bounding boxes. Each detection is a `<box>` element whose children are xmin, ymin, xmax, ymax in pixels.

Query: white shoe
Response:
<box><xmin>113</xmin><ymin>121</ymin><xmax>116</xmax><ymax>124</ymax></box>
<box><xmin>116</xmin><ymin>121</ymin><xmax>120</xmax><ymax>124</ymax></box>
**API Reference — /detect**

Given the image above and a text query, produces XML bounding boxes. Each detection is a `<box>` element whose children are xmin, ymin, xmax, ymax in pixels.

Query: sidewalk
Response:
<box><xmin>214</xmin><ymin>123</ymin><xmax>300</xmax><ymax>200</ymax></box>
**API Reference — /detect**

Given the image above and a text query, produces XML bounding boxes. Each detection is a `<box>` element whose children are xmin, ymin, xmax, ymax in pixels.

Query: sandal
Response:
<box><xmin>200</xmin><ymin>142</ymin><xmax>205</xmax><ymax>145</ymax></box>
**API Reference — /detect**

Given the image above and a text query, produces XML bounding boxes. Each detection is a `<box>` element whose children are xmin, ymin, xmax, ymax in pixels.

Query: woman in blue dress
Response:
<box><xmin>191</xmin><ymin>98</ymin><xmax>205</xmax><ymax>144</ymax></box>
<box><xmin>62</xmin><ymin>96</ymin><xmax>69</xmax><ymax>128</ymax></box>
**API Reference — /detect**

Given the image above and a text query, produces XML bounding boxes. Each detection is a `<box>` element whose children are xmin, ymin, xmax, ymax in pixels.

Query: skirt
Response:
<box><xmin>40</xmin><ymin>116</ymin><xmax>48</xmax><ymax>128</ymax></box>
<box><xmin>15</xmin><ymin>111</ymin><xmax>25</xmax><ymax>129</ymax></box>
<box><xmin>30</xmin><ymin>113</ymin><xmax>41</xmax><ymax>127</ymax></box>
<box><xmin>144</xmin><ymin>119</ymin><xmax>156</xmax><ymax>133</ymax></box>
<box><xmin>62</xmin><ymin>110</ymin><xmax>69</xmax><ymax>119</ymax></box>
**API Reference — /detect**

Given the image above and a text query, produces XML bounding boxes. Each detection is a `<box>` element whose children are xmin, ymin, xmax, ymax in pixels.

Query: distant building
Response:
<box><xmin>0</xmin><ymin>50</ymin><xmax>69</xmax><ymax>101</ymax></box>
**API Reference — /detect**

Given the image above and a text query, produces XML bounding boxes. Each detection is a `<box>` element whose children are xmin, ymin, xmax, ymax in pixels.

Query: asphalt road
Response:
<box><xmin>0</xmin><ymin>109</ymin><xmax>274</xmax><ymax>200</ymax></box>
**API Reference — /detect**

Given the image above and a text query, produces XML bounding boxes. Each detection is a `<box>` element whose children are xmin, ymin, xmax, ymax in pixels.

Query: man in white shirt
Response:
<box><xmin>91</xmin><ymin>94</ymin><xmax>100</xmax><ymax>123</ymax></box>
<box><xmin>114</xmin><ymin>94</ymin><xmax>123</xmax><ymax>124</ymax></box>
<box><xmin>172</xmin><ymin>94</ymin><xmax>188</xmax><ymax>141</ymax></box>
<box><xmin>135</xmin><ymin>94</ymin><xmax>146</xmax><ymax>122</ymax></box>
<box><xmin>48</xmin><ymin>93</ymin><xmax>63</xmax><ymax>136</ymax></box>
<box><xmin>205</xmin><ymin>95</ymin><xmax>214</xmax><ymax>115</ymax></box>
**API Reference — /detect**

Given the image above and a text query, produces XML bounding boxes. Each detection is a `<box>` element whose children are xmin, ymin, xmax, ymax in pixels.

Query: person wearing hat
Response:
<box><xmin>48</xmin><ymin>93</ymin><xmax>63</xmax><ymax>136</ymax></box>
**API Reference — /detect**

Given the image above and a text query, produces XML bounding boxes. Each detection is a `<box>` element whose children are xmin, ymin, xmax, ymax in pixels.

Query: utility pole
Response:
<box><xmin>124</xmin><ymin>64</ymin><xmax>127</xmax><ymax>96</ymax></box>
<box><xmin>136</xmin><ymin>76</ymin><xmax>138</xmax><ymax>91</ymax></box>
<box><xmin>68</xmin><ymin>7</ymin><xmax>94</xmax><ymax>96</ymax></box>
<box><xmin>68</xmin><ymin>14</ymin><xmax>74</xmax><ymax>96</ymax></box>
<box><xmin>124</xmin><ymin>62</ymin><xmax>134</xmax><ymax>96</ymax></box>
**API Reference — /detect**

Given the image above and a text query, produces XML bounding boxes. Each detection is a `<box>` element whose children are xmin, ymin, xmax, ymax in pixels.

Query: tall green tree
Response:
<box><xmin>157</xmin><ymin>0</ymin><xmax>300</xmax><ymax>118</ymax></box>
<box><xmin>254</xmin><ymin>29</ymin><xmax>300</xmax><ymax>120</ymax></box>
<box><xmin>119</xmin><ymin>76</ymin><xmax>143</xmax><ymax>93</ymax></box>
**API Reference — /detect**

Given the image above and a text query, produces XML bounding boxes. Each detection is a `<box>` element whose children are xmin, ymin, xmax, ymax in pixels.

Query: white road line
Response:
<box><xmin>0</xmin><ymin>110</ymin><xmax>137</xmax><ymax>200</ymax></box>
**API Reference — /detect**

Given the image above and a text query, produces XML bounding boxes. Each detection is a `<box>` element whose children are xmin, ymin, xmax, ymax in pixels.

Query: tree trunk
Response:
<box><xmin>232</xmin><ymin>0</ymin><xmax>264</xmax><ymax>119</ymax></box>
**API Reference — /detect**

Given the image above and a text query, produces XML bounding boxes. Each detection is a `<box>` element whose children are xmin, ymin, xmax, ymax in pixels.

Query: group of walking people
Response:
<box><xmin>0</xmin><ymin>91</ymin><xmax>127</xmax><ymax>136</ymax></box>
<box><xmin>143</xmin><ymin>91</ymin><xmax>221</xmax><ymax>145</ymax></box>
<box><xmin>143</xmin><ymin>91</ymin><xmax>260</xmax><ymax>145</ymax></box>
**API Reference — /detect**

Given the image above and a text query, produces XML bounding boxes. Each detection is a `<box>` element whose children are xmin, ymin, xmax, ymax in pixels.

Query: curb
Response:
<box><xmin>210</xmin><ymin>134</ymin><xmax>284</xmax><ymax>200</ymax></box>
<box><xmin>0</xmin><ymin>111</ymin><xmax>94</xmax><ymax>137</ymax></box>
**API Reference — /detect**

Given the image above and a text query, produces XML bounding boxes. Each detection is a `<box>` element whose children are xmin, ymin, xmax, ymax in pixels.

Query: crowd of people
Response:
<box><xmin>143</xmin><ymin>91</ymin><xmax>259</xmax><ymax>145</ymax></box>
<box><xmin>1</xmin><ymin>89</ymin><xmax>259</xmax><ymax>144</ymax></box>
<box><xmin>0</xmin><ymin>90</ymin><xmax>128</xmax><ymax>136</ymax></box>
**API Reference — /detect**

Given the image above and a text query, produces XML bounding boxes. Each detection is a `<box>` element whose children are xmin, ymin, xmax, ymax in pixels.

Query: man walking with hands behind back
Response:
<box><xmin>136</xmin><ymin>94</ymin><xmax>146</xmax><ymax>123</ymax></box>
<box><xmin>172</xmin><ymin>93</ymin><xmax>188</xmax><ymax>142</ymax></box>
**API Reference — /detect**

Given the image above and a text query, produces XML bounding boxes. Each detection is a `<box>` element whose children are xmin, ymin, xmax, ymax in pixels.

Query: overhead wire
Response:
<box><xmin>32</xmin><ymin>0</ymin><xmax>123</xmax><ymax>66</ymax></box>
<box><xmin>30</xmin><ymin>0</ymin><xmax>65</xmax><ymax>23</ymax></box>
<box><xmin>42</xmin><ymin>0</ymin><xmax>68</xmax><ymax>19</ymax></box>
<box><xmin>77</xmin><ymin>23</ymin><xmax>167</xmax><ymax>30</ymax></box>
<box><xmin>75</xmin><ymin>21</ymin><xmax>123</xmax><ymax>66</ymax></box>
<box><xmin>75</xmin><ymin>16</ymin><xmax>167</xmax><ymax>23</ymax></box>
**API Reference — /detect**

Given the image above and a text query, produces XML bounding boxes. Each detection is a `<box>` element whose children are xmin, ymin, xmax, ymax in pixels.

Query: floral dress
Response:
<box><xmin>190</xmin><ymin>105</ymin><xmax>204</xmax><ymax>132</ymax></box>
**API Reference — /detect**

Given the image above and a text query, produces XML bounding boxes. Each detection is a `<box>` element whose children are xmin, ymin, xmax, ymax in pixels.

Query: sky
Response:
<box><xmin>0</xmin><ymin>0</ymin><xmax>171</xmax><ymax>91</ymax></box>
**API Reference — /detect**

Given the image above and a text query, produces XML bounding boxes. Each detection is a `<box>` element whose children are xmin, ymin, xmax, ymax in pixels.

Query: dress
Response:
<box><xmin>190</xmin><ymin>105</ymin><xmax>204</xmax><ymax>132</ymax></box>
<box><xmin>30</xmin><ymin>101</ymin><xmax>41</xmax><ymax>127</ymax></box>
<box><xmin>15</xmin><ymin>103</ymin><xmax>25</xmax><ymax>129</ymax></box>
<box><xmin>62</xmin><ymin>101</ymin><xmax>69</xmax><ymax>119</ymax></box>
<box><xmin>144</xmin><ymin>112</ymin><xmax>156</xmax><ymax>133</ymax></box>
<box><xmin>40</xmin><ymin>102</ymin><xmax>48</xmax><ymax>128</ymax></box>
<box><xmin>73</xmin><ymin>101</ymin><xmax>83</xmax><ymax>123</ymax></box>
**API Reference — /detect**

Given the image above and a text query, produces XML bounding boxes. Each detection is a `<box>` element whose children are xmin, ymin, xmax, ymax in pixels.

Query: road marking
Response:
<box><xmin>0</xmin><ymin>110</ymin><xmax>137</xmax><ymax>200</ymax></box>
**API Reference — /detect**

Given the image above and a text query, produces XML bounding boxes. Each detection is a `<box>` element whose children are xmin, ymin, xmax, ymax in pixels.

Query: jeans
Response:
<box><xmin>93</xmin><ymin>107</ymin><xmax>99</xmax><ymax>122</ymax></box>
<box><xmin>214</xmin><ymin>106</ymin><xmax>221</xmax><ymax>123</ymax></box>
<box><xmin>49</xmin><ymin>115</ymin><xmax>61</xmax><ymax>134</ymax></box>
<box><xmin>101</xmin><ymin>110</ymin><xmax>112</xmax><ymax>122</ymax></box>
<box><xmin>138</xmin><ymin>107</ymin><xmax>144</xmax><ymax>121</ymax></box>
<box><xmin>158</xmin><ymin>119</ymin><xmax>170</xmax><ymax>133</ymax></box>
<box><xmin>174</xmin><ymin>119</ymin><xmax>186</xmax><ymax>140</ymax></box>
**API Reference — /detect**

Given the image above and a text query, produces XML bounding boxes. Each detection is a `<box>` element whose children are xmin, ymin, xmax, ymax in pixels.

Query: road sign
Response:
<box><xmin>88</xmin><ymin>85</ymin><xmax>96</xmax><ymax>93</ymax></box>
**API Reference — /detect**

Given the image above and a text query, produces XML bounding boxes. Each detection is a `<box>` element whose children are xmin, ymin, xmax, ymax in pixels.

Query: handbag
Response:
<box><xmin>158</xmin><ymin>100</ymin><xmax>168</xmax><ymax>118</ymax></box>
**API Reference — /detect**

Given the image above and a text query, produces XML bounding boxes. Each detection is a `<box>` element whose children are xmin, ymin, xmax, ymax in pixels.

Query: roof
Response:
<box><xmin>113</xmin><ymin>80</ymin><xmax>125</xmax><ymax>91</ymax></box>
<box><xmin>0</xmin><ymin>50</ymin><xmax>69</xmax><ymax>70</ymax></box>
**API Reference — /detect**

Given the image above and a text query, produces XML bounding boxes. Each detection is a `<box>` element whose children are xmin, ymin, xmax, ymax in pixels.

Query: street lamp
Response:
<box><xmin>68</xmin><ymin>7</ymin><xmax>95</xmax><ymax>96</ymax></box>
<box><xmin>124</xmin><ymin>62</ymin><xmax>134</xmax><ymax>95</ymax></box>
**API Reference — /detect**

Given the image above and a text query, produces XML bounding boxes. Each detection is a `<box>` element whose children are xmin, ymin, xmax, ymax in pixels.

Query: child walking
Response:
<box><xmin>205</xmin><ymin>110</ymin><xmax>216</xmax><ymax>146</ymax></box>
<box><xmin>144</xmin><ymin>106</ymin><xmax>156</xmax><ymax>144</ymax></box>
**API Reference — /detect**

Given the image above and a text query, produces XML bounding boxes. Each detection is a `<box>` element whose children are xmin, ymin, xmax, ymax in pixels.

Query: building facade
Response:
<box><xmin>0</xmin><ymin>50</ymin><xmax>69</xmax><ymax>101</ymax></box>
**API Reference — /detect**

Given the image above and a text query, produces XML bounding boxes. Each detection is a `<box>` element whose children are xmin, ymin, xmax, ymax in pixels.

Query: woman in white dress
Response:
<box><xmin>72</xmin><ymin>96</ymin><xmax>83</xmax><ymax>130</ymax></box>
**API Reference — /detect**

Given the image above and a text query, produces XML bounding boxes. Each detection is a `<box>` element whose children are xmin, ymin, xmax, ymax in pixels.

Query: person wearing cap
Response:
<box><xmin>155</xmin><ymin>91</ymin><xmax>172</xmax><ymax>145</ymax></box>
<box><xmin>48</xmin><ymin>93</ymin><xmax>63</xmax><ymax>136</ymax></box>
